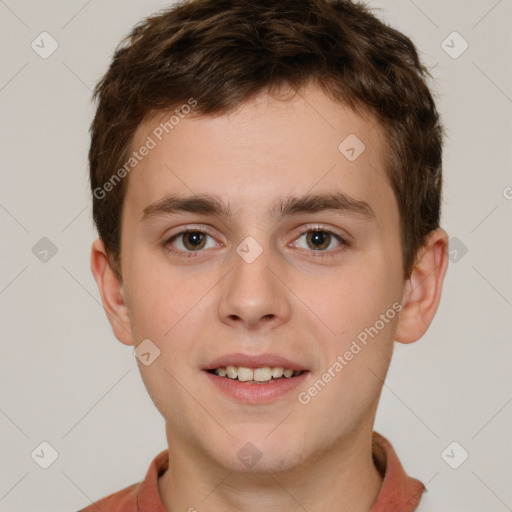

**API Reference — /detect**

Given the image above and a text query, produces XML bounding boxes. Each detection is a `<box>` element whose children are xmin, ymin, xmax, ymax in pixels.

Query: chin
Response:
<box><xmin>208</xmin><ymin>429</ymin><xmax>310</xmax><ymax>474</ymax></box>
<box><xmin>216</xmin><ymin>449</ymin><xmax>306</xmax><ymax>475</ymax></box>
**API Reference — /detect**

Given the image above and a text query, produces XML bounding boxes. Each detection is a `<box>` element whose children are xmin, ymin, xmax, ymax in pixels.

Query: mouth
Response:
<box><xmin>203</xmin><ymin>366</ymin><xmax>309</xmax><ymax>404</ymax></box>
<box><xmin>202</xmin><ymin>353</ymin><xmax>310</xmax><ymax>403</ymax></box>
<box><xmin>206</xmin><ymin>365</ymin><xmax>306</xmax><ymax>384</ymax></box>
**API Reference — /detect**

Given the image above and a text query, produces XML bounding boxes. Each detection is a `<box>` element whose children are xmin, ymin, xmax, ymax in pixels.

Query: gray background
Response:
<box><xmin>0</xmin><ymin>0</ymin><xmax>510</xmax><ymax>510</ymax></box>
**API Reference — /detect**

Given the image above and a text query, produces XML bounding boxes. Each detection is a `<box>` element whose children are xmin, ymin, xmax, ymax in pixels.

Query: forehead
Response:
<box><xmin>122</xmin><ymin>84</ymin><xmax>394</xmax><ymax>227</ymax></box>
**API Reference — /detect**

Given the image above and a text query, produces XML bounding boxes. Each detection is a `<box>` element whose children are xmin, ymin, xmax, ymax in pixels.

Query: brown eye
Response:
<box><xmin>305</xmin><ymin>231</ymin><xmax>331</xmax><ymax>250</ymax></box>
<box><xmin>181</xmin><ymin>231</ymin><xmax>207</xmax><ymax>251</ymax></box>
<box><xmin>292</xmin><ymin>229</ymin><xmax>345</xmax><ymax>253</ymax></box>
<box><xmin>164</xmin><ymin>229</ymin><xmax>218</xmax><ymax>257</ymax></box>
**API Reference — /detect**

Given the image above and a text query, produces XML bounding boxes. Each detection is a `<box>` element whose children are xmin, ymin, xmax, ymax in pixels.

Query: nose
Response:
<box><xmin>217</xmin><ymin>245</ymin><xmax>292</xmax><ymax>331</ymax></box>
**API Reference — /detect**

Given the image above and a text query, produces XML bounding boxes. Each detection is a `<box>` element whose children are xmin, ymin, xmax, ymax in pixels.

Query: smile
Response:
<box><xmin>207</xmin><ymin>365</ymin><xmax>303</xmax><ymax>383</ymax></box>
<box><xmin>203</xmin><ymin>367</ymin><xmax>309</xmax><ymax>404</ymax></box>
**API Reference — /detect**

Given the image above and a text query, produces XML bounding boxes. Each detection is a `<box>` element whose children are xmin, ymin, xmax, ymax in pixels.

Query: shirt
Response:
<box><xmin>77</xmin><ymin>431</ymin><xmax>426</xmax><ymax>512</ymax></box>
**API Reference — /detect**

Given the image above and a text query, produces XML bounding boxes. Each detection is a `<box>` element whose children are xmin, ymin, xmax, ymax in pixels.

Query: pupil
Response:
<box><xmin>185</xmin><ymin>232</ymin><xmax>205</xmax><ymax>249</ymax></box>
<box><xmin>308</xmin><ymin>231</ymin><xmax>329</xmax><ymax>250</ymax></box>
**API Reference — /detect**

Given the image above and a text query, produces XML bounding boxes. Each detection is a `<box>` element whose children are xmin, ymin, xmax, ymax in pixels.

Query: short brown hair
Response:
<box><xmin>89</xmin><ymin>0</ymin><xmax>443</xmax><ymax>280</ymax></box>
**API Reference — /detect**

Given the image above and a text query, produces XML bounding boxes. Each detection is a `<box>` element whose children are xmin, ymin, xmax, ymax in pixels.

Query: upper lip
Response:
<box><xmin>205</xmin><ymin>353</ymin><xmax>309</xmax><ymax>371</ymax></box>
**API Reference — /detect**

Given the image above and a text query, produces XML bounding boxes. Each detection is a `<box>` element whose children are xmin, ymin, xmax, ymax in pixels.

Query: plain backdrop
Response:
<box><xmin>0</xmin><ymin>1</ymin><xmax>511</xmax><ymax>510</ymax></box>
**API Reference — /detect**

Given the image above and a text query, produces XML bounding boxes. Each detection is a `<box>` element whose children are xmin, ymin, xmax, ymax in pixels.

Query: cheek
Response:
<box><xmin>302</xmin><ymin>251</ymin><xmax>400</xmax><ymax>401</ymax></box>
<box><xmin>301</xmin><ymin>310</ymin><xmax>395</xmax><ymax>424</ymax></box>
<box><xmin>314</xmin><ymin>260</ymin><xmax>401</xmax><ymax>340</ymax></box>
<box><xmin>125</xmin><ymin>254</ymin><xmax>199</xmax><ymax>340</ymax></box>
<box><xmin>125</xmin><ymin>259</ymin><xmax>217</xmax><ymax>381</ymax></box>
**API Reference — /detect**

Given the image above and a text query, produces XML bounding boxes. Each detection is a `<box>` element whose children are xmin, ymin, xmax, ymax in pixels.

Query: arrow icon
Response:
<box><xmin>448</xmin><ymin>237</ymin><xmax>468</xmax><ymax>262</ymax></box>
<box><xmin>134</xmin><ymin>339</ymin><xmax>161</xmax><ymax>365</ymax></box>
<box><xmin>237</xmin><ymin>442</ymin><xmax>262</xmax><ymax>467</ymax></box>
<box><xmin>31</xmin><ymin>31</ymin><xmax>59</xmax><ymax>60</ymax></box>
<box><xmin>441</xmin><ymin>31</ymin><xmax>468</xmax><ymax>59</ymax></box>
<box><xmin>31</xmin><ymin>441</ymin><xmax>59</xmax><ymax>468</ymax></box>
<box><xmin>441</xmin><ymin>441</ymin><xmax>468</xmax><ymax>469</ymax></box>
<box><xmin>32</xmin><ymin>237</ymin><xmax>58</xmax><ymax>262</ymax></box>
<box><xmin>236</xmin><ymin>236</ymin><xmax>263</xmax><ymax>263</ymax></box>
<box><xmin>339</xmin><ymin>134</ymin><xmax>365</xmax><ymax>161</ymax></box>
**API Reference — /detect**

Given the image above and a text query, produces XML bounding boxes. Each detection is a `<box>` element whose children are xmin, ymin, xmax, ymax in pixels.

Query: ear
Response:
<box><xmin>395</xmin><ymin>228</ymin><xmax>449</xmax><ymax>344</ymax></box>
<box><xmin>90</xmin><ymin>238</ymin><xmax>134</xmax><ymax>346</ymax></box>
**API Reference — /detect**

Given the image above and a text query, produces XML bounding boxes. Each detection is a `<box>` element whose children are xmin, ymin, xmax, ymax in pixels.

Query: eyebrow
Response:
<box><xmin>141</xmin><ymin>191</ymin><xmax>375</xmax><ymax>222</ymax></box>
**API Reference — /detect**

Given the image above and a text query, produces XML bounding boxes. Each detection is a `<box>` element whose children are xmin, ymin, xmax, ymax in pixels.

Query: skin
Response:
<box><xmin>91</xmin><ymin>83</ymin><xmax>448</xmax><ymax>511</ymax></box>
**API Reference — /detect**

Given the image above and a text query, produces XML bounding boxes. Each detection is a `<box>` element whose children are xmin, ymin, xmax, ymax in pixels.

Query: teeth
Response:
<box><xmin>213</xmin><ymin>365</ymin><xmax>302</xmax><ymax>382</ymax></box>
<box><xmin>225</xmin><ymin>365</ymin><xmax>237</xmax><ymax>379</ymax></box>
<box><xmin>237</xmin><ymin>367</ymin><xmax>253</xmax><ymax>382</ymax></box>
<box><xmin>271</xmin><ymin>367</ymin><xmax>284</xmax><ymax>378</ymax></box>
<box><xmin>215</xmin><ymin>366</ymin><xmax>227</xmax><ymax>377</ymax></box>
<box><xmin>254</xmin><ymin>367</ymin><xmax>272</xmax><ymax>381</ymax></box>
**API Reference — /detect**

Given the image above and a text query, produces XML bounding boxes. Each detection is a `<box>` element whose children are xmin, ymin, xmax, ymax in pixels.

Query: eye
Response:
<box><xmin>290</xmin><ymin>228</ymin><xmax>348</xmax><ymax>256</ymax></box>
<box><xmin>163</xmin><ymin>229</ymin><xmax>219</xmax><ymax>258</ymax></box>
<box><xmin>162</xmin><ymin>226</ymin><xmax>349</xmax><ymax>260</ymax></box>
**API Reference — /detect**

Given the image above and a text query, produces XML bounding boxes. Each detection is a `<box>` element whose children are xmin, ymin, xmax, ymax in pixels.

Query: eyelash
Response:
<box><xmin>162</xmin><ymin>226</ymin><xmax>349</xmax><ymax>260</ymax></box>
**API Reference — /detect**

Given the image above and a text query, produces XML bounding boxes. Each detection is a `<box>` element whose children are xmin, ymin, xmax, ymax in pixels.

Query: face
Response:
<box><xmin>117</xmin><ymin>84</ymin><xmax>406</xmax><ymax>472</ymax></box>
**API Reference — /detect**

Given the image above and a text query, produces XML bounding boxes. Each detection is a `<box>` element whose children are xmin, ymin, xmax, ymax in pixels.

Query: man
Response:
<box><xmin>84</xmin><ymin>1</ymin><xmax>449</xmax><ymax>510</ymax></box>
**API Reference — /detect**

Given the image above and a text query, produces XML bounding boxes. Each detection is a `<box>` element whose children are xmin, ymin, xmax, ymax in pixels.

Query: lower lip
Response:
<box><xmin>203</xmin><ymin>370</ymin><xmax>309</xmax><ymax>404</ymax></box>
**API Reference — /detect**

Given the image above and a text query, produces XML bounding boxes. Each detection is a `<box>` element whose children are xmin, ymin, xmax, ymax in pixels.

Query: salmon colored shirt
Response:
<box><xmin>77</xmin><ymin>431</ymin><xmax>425</xmax><ymax>512</ymax></box>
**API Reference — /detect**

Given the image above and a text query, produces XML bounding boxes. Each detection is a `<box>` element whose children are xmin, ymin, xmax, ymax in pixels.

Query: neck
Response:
<box><xmin>158</xmin><ymin>422</ymin><xmax>383</xmax><ymax>512</ymax></box>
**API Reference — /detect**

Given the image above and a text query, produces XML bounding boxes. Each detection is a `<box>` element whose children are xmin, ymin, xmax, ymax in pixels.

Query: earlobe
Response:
<box><xmin>90</xmin><ymin>238</ymin><xmax>134</xmax><ymax>346</ymax></box>
<box><xmin>395</xmin><ymin>228</ymin><xmax>449</xmax><ymax>344</ymax></box>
